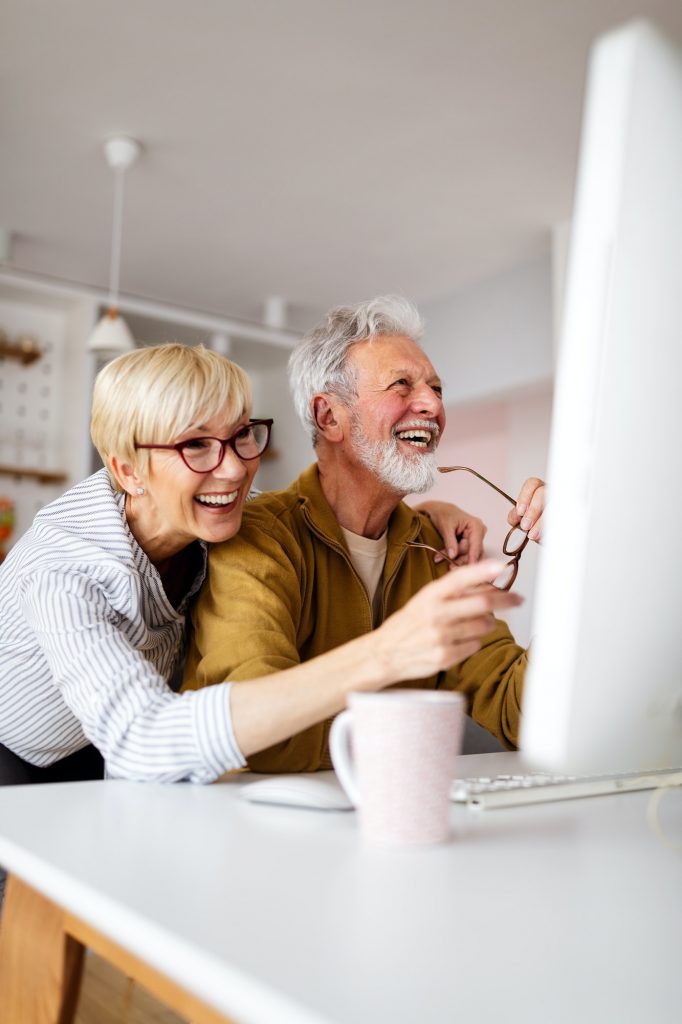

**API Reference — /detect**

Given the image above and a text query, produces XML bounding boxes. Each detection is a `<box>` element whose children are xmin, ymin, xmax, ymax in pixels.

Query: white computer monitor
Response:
<box><xmin>520</xmin><ymin>20</ymin><xmax>682</xmax><ymax>774</ymax></box>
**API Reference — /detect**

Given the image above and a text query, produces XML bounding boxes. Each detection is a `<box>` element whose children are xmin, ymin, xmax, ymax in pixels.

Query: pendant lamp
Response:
<box><xmin>87</xmin><ymin>136</ymin><xmax>141</xmax><ymax>355</ymax></box>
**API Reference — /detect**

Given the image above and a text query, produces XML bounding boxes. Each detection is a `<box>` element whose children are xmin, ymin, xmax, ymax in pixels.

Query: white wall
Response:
<box><xmin>408</xmin><ymin>386</ymin><xmax>552</xmax><ymax>647</ymax></box>
<box><xmin>422</xmin><ymin>255</ymin><xmax>554</xmax><ymax>404</ymax></box>
<box><xmin>243</xmin><ymin>351</ymin><xmax>314</xmax><ymax>494</ymax></box>
<box><xmin>408</xmin><ymin>255</ymin><xmax>557</xmax><ymax>645</ymax></box>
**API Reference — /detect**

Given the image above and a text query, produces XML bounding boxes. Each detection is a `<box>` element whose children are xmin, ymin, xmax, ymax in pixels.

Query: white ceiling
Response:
<box><xmin>2</xmin><ymin>0</ymin><xmax>681</xmax><ymax>328</ymax></box>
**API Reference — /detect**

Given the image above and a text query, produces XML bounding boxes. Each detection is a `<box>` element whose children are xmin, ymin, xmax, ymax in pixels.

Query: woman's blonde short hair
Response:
<box><xmin>91</xmin><ymin>343</ymin><xmax>252</xmax><ymax>489</ymax></box>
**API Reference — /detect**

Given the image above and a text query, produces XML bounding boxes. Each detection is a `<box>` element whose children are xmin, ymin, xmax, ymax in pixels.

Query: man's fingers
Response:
<box><xmin>507</xmin><ymin>506</ymin><xmax>522</xmax><ymax>528</ymax></box>
<box><xmin>515</xmin><ymin>476</ymin><xmax>544</xmax><ymax>512</ymax></box>
<box><xmin>520</xmin><ymin>490</ymin><xmax>544</xmax><ymax>531</ymax></box>
<box><xmin>528</xmin><ymin>512</ymin><xmax>544</xmax><ymax>543</ymax></box>
<box><xmin>512</xmin><ymin>477</ymin><xmax>544</xmax><ymax>524</ymax></box>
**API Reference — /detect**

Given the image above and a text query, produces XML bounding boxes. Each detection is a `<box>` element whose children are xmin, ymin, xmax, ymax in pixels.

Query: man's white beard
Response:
<box><xmin>351</xmin><ymin>419</ymin><xmax>438</xmax><ymax>494</ymax></box>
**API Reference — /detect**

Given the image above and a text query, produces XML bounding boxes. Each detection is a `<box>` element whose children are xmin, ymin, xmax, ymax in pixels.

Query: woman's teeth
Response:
<box><xmin>195</xmin><ymin>492</ymin><xmax>238</xmax><ymax>506</ymax></box>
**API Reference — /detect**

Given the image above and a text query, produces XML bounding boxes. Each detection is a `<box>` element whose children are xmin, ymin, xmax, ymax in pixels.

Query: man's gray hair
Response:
<box><xmin>288</xmin><ymin>295</ymin><xmax>424</xmax><ymax>444</ymax></box>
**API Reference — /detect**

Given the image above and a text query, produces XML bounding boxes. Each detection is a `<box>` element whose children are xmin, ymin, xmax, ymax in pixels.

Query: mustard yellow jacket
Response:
<box><xmin>184</xmin><ymin>464</ymin><xmax>527</xmax><ymax>772</ymax></box>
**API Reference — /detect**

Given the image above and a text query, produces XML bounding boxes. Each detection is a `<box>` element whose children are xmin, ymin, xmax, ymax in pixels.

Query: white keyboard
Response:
<box><xmin>450</xmin><ymin>767</ymin><xmax>682</xmax><ymax>809</ymax></box>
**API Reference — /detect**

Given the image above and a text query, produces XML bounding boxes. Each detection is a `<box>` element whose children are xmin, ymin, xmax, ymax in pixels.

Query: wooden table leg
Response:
<box><xmin>0</xmin><ymin>873</ymin><xmax>85</xmax><ymax>1024</ymax></box>
<box><xmin>1</xmin><ymin>873</ymin><xmax>236</xmax><ymax>1024</ymax></box>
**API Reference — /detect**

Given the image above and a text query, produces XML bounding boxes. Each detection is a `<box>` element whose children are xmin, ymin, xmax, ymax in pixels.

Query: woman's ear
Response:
<box><xmin>311</xmin><ymin>394</ymin><xmax>345</xmax><ymax>443</ymax></box>
<box><xmin>109</xmin><ymin>456</ymin><xmax>142</xmax><ymax>495</ymax></box>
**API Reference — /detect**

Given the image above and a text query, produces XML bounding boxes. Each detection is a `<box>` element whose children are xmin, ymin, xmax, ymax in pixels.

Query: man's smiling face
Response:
<box><xmin>343</xmin><ymin>335</ymin><xmax>446</xmax><ymax>494</ymax></box>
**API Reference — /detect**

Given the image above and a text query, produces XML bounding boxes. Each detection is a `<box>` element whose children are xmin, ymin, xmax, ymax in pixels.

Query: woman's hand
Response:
<box><xmin>413</xmin><ymin>500</ymin><xmax>487</xmax><ymax>565</ymax></box>
<box><xmin>372</xmin><ymin>559</ymin><xmax>523</xmax><ymax>683</ymax></box>
<box><xmin>507</xmin><ymin>478</ymin><xmax>546</xmax><ymax>543</ymax></box>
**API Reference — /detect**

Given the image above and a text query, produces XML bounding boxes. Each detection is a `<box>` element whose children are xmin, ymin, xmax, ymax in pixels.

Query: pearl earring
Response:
<box><xmin>136</xmin><ymin>486</ymin><xmax>145</xmax><ymax>496</ymax></box>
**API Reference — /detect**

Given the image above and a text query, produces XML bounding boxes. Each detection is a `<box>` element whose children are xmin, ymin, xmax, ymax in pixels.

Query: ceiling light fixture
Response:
<box><xmin>263</xmin><ymin>296</ymin><xmax>287</xmax><ymax>330</ymax></box>
<box><xmin>87</xmin><ymin>136</ymin><xmax>141</xmax><ymax>355</ymax></box>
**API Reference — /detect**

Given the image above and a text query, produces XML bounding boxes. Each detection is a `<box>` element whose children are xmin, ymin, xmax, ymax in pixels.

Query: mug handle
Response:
<box><xmin>329</xmin><ymin>710</ymin><xmax>361</xmax><ymax>807</ymax></box>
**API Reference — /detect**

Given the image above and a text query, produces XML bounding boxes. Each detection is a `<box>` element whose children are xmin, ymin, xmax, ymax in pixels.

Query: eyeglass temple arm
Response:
<box><xmin>438</xmin><ymin>466</ymin><xmax>517</xmax><ymax>506</ymax></box>
<box><xmin>405</xmin><ymin>540</ymin><xmax>458</xmax><ymax>568</ymax></box>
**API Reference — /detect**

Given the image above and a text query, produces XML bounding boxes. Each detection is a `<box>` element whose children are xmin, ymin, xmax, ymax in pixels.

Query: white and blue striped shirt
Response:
<box><xmin>0</xmin><ymin>469</ymin><xmax>245</xmax><ymax>782</ymax></box>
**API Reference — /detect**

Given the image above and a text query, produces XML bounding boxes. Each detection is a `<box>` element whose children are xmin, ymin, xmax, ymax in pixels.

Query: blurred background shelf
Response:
<box><xmin>0</xmin><ymin>334</ymin><xmax>42</xmax><ymax>365</ymax></box>
<box><xmin>0</xmin><ymin>464</ymin><xmax>67</xmax><ymax>484</ymax></box>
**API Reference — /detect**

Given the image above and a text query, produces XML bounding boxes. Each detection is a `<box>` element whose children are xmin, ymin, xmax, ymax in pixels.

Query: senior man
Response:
<box><xmin>184</xmin><ymin>296</ymin><xmax>542</xmax><ymax>772</ymax></box>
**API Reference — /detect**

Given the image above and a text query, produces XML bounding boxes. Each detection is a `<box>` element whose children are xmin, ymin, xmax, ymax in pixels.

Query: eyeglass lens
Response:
<box><xmin>493</xmin><ymin>562</ymin><xmax>517</xmax><ymax>591</ymax></box>
<box><xmin>504</xmin><ymin>527</ymin><xmax>528</xmax><ymax>556</ymax></box>
<box><xmin>181</xmin><ymin>423</ymin><xmax>269</xmax><ymax>470</ymax></box>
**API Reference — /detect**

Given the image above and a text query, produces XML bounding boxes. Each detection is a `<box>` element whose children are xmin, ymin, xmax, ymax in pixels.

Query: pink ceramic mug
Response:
<box><xmin>329</xmin><ymin>689</ymin><xmax>465</xmax><ymax>845</ymax></box>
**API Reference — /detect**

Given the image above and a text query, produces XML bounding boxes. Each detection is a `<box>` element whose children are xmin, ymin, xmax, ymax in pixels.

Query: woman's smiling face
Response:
<box><xmin>127</xmin><ymin>412</ymin><xmax>260</xmax><ymax>561</ymax></box>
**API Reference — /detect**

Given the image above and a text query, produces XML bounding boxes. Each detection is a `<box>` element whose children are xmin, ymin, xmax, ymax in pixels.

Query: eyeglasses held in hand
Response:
<box><xmin>406</xmin><ymin>465</ymin><xmax>529</xmax><ymax>591</ymax></box>
<box><xmin>135</xmin><ymin>418</ymin><xmax>273</xmax><ymax>473</ymax></box>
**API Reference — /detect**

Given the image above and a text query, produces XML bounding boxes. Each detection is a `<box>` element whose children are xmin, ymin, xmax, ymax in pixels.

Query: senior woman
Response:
<box><xmin>0</xmin><ymin>343</ymin><xmax>519</xmax><ymax>789</ymax></box>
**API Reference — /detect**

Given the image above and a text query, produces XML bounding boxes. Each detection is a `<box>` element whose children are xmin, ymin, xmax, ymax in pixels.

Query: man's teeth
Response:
<box><xmin>195</xmin><ymin>492</ymin><xmax>238</xmax><ymax>506</ymax></box>
<box><xmin>396</xmin><ymin>429</ymin><xmax>432</xmax><ymax>447</ymax></box>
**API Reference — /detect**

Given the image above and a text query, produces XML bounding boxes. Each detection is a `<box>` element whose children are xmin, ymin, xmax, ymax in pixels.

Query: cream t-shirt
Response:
<box><xmin>340</xmin><ymin>527</ymin><xmax>388</xmax><ymax>626</ymax></box>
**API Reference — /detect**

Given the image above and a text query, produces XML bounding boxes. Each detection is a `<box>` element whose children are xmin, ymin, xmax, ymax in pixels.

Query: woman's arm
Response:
<box><xmin>17</xmin><ymin>558</ymin><xmax>518</xmax><ymax>781</ymax></box>
<box><xmin>18</xmin><ymin>567</ymin><xmax>243</xmax><ymax>783</ymax></box>
<box><xmin>411</xmin><ymin>500</ymin><xmax>487</xmax><ymax>563</ymax></box>
<box><xmin>229</xmin><ymin>559</ymin><xmax>521</xmax><ymax>757</ymax></box>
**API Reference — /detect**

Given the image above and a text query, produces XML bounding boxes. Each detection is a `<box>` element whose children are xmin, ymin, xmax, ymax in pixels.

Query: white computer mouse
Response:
<box><xmin>241</xmin><ymin>772</ymin><xmax>354</xmax><ymax>811</ymax></box>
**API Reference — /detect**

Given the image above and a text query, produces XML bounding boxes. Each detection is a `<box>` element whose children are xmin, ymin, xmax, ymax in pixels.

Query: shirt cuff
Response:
<box><xmin>191</xmin><ymin>682</ymin><xmax>246</xmax><ymax>779</ymax></box>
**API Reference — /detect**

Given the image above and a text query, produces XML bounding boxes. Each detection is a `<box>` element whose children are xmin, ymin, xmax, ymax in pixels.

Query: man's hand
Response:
<box><xmin>507</xmin><ymin>477</ymin><xmax>546</xmax><ymax>542</ymax></box>
<box><xmin>412</xmin><ymin>500</ymin><xmax>487</xmax><ymax>565</ymax></box>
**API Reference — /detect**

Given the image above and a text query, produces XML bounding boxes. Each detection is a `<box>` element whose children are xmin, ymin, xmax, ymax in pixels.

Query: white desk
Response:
<box><xmin>0</xmin><ymin>752</ymin><xmax>680</xmax><ymax>1024</ymax></box>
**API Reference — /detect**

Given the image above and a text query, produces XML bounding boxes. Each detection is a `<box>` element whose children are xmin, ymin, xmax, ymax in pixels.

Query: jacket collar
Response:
<box><xmin>295</xmin><ymin>463</ymin><xmax>423</xmax><ymax>552</ymax></box>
